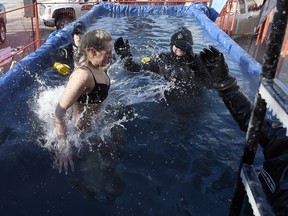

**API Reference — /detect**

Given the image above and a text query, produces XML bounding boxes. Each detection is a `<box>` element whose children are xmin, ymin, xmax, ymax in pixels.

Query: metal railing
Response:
<box><xmin>229</xmin><ymin>0</ymin><xmax>288</xmax><ymax>215</ymax></box>
<box><xmin>0</xmin><ymin>3</ymin><xmax>39</xmax><ymax>72</ymax></box>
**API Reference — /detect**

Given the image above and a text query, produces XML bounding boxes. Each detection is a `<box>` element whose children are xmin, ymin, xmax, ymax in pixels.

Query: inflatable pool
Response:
<box><xmin>0</xmin><ymin>3</ymin><xmax>262</xmax><ymax>216</ymax></box>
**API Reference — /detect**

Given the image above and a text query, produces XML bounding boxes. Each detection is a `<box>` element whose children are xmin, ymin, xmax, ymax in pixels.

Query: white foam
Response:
<box><xmin>30</xmin><ymin>64</ymin><xmax>172</xmax><ymax>153</ymax></box>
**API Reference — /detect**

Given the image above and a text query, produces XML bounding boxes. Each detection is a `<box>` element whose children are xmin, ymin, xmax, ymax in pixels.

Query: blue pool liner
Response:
<box><xmin>0</xmin><ymin>3</ymin><xmax>261</xmax><ymax>100</ymax></box>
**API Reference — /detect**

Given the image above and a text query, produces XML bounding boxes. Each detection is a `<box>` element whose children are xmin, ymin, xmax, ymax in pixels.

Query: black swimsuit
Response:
<box><xmin>77</xmin><ymin>66</ymin><xmax>110</xmax><ymax>104</ymax></box>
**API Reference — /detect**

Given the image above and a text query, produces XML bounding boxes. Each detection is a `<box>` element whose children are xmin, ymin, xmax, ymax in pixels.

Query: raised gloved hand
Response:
<box><xmin>53</xmin><ymin>62</ymin><xmax>71</xmax><ymax>76</ymax></box>
<box><xmin>200</xmin><ymin>46</ymin><xmax>236</xmax><ymax>91</ymax></box>
<box><xmin>114</xmin><ymin>37</ymin><xmax>132</xmax><ymax>59</ymax></box>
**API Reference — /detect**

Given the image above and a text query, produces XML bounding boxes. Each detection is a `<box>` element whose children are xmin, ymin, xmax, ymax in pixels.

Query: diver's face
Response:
<box><xmin>172</xmin><ymin>45</ymin><xmax>186</xmax><ymax>57</ymax></box>
<box><xmin>73</xmin><ymin>33</ymin><xmax>82</xmax><ymax>47</ymax></box>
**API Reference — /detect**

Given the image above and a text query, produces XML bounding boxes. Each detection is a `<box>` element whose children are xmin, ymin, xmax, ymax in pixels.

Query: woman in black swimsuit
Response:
<box><xmin>54</xmin><ymin>29</ymin><xmax>113</xmax><ymax>174</ymax></box>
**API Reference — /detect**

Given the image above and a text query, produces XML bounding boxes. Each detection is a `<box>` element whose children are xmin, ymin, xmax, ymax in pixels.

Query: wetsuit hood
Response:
<box><xmin>170</xmin><ymin>27</ymin><xmax>193</xmax><ymax>55</ymax></box>
<box><xmin>72</xmin><ymin>21</ymin><xmax>86</xmax><ymax>36</ymax></box>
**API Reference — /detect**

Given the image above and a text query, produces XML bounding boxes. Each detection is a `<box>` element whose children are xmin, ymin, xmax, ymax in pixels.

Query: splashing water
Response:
<box><xmin>32</xmin><ymin>84</ymin><xmax>65</xmax><ymax>150</ymax></box>
<box><xmin>30</xmin><ymin>61</ymin><xmax>173</xmax><ymax>154</ymax></box>
<box><xmin>0</xmin><ymin>14</ymin><xmax>261</xmax><ymax>215</ymax></box>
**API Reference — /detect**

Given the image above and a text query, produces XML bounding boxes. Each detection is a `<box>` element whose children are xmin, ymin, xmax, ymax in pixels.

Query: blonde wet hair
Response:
<box><xmin>75</xmin><ymin>29</ymin><xmax>112</xmax><ymax>67</ymax></box>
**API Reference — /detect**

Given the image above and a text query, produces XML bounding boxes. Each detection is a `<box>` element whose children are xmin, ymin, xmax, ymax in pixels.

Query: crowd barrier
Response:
<box><xmin>0</xmin><ymin>3</ymin><xmax>40</xmax><ymax>72</ymax></box>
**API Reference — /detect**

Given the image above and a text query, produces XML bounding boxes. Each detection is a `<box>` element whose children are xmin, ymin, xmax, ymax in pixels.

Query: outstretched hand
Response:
<box><xmin>200</xmin><ymin>46</ymin><xmax>236</xmax><ymax>91</ymax></box>
<box><xmin>54</xmin><ymin>140</ymin><xmax>74</xmax><ymax>174</ymax></box>
<box><xmin>114</xmin><ymin>37</ymin><xmax>132</xmax><ymax>59</ymax></box>
<box><xmin>200</xmin><ymin>46</ymin><xmax>229</xmax><ymax>83</ymax></box>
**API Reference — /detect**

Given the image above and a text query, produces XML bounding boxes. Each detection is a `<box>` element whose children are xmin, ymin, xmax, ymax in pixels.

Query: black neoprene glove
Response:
<box><xmin>200</xmin><ymin>46</ymin><xmax>236</xmax><ymax>92</ymax></box>
<box><xmin>114</xmin><ymin>37</ymin><xmax>132</xmax><ymax>59</ymax></box>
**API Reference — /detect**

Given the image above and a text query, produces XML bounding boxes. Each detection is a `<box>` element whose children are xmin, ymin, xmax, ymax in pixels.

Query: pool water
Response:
<box><xmin>0</xmin><ymin>14</ymin><xmax>261</xmax><ymax>215</ymax></box>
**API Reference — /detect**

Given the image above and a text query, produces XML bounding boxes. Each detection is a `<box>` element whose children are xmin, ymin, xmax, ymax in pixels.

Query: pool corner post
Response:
<box><xmin>34</xmin><ymin>0</ymin><xmax>41</xmax><ymax>49</ymax></box>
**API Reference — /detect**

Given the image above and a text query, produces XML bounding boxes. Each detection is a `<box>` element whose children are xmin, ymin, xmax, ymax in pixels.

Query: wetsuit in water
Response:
<box><xmin>114</xmin><ymin>27</ymin><xmax>212</xmax><ymax>98</ymax></box>
<box><xmin>200</xmin><ymin>45</ymin><xmax>288</xmax><ymax>215</ymax></box>
<box><xmin>54</xmin><ymin>42</ymin><xmax>78</xmax><ymax>67</ymax></box>
<box><xmin>51</xmin><ymin>21</ymin><xmax>87</xmax><ymax>76</ymax></box>
<box><xmin>220</xmin><ymin>85</ymin><xmax>288</xmax><ymax>215</ymax></box>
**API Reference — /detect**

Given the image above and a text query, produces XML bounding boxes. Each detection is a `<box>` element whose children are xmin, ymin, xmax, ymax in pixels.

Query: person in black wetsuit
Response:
<box><xmin>52</xmin><ymin>21</ymin><xmax>87</xmax><ymax>76</ymax></box>
<box><xmin>52</xmin><ymin>21</ymin><xmax>116</xmax><ymax>76</ymax></box>
<box><xmin>54</xmin><ymin>29</ymin><xmax>113</xmax><ymax>174</ymax></box>
<box><xmin>200</xmin><ymin>46</ymin><xmax>288</xmax><ymax>215</ymax></box>
<box><xmin>114</xmin><ymin>27</ymin><xmax>213</xmax><ymax>100</ymax></box>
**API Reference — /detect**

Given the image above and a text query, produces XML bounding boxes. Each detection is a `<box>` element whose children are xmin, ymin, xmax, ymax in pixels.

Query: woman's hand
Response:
<box><xmin>55</xmin><ymin>140</ymin><xmax>74</xmax><ymax>174</ymax></box>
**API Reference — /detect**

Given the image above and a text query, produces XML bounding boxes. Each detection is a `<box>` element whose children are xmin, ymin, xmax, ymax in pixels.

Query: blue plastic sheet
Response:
<box><xmin>0</xmin><ymin>2</ymin><xmax>261</xmax><ymax>100</ymax></box>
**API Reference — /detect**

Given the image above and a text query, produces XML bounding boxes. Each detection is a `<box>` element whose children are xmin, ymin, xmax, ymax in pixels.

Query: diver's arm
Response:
<box><xmin>122</xmin><ymin>56</ymin><xmax>142</xmax><ymax>72</ymax></box>
<box><xmin>199</xmin><ymin>46</ymin><xmax>249</xmax><ymax>128</ymax></box>
<box><xmin>205</xmin><ymin>57</ymin><xmax>288</xmax><ymax>157</ymax></box>
<box><xmin>218</xmin><ymin>83</ymin><xmax>254</xmax><ymax>132</ymax></box>
<box><xmin>113</xmin><ymin>37</ymin><xmax>145</xmax><ymax>72</ymax></box>
<box><xmin>114</xmin><ymin>37</ymin><xmax>162</xmax><ymax>73</ymax></box>
<box><xmin>124</xmin><ymin>54</ymin><xmax>162</xmax><ymax>73</ymax></box>
<box><xmin>52</xmin><ymin>42</ymin><xmax>74</xmax><ymax>76</ymax></box>
<box><xmin>192</xmin><ymin>55</ymin><xmax>214</xmax><ymax>88</ymax></box>
<box><xmin>54</xmin><ymin>42</ymin><xmax>74</xmax><ymax>64</ymax></box>
<box><xmin>199</xmin><ymin>46</ymin><xmax>274</xmax><ymax>144</ymax></box>
<box><xmin>219</xmin><ymin>69</ymin><xmax>288</xmax><ymax>215</ymax></box>
<box><xmin>218</xmin><ymin>84</ymin><xmax>288</xmax><ymax>158</ymax></box>
<box><xmin>114</xmin><ymin>37</ymin><xmax>142</xmax><ymax>72</ymax></box>
<box><xmin>201</xmin><ymin>47</ymin><xmax>288</xmax><ymax>213</ymax></box>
